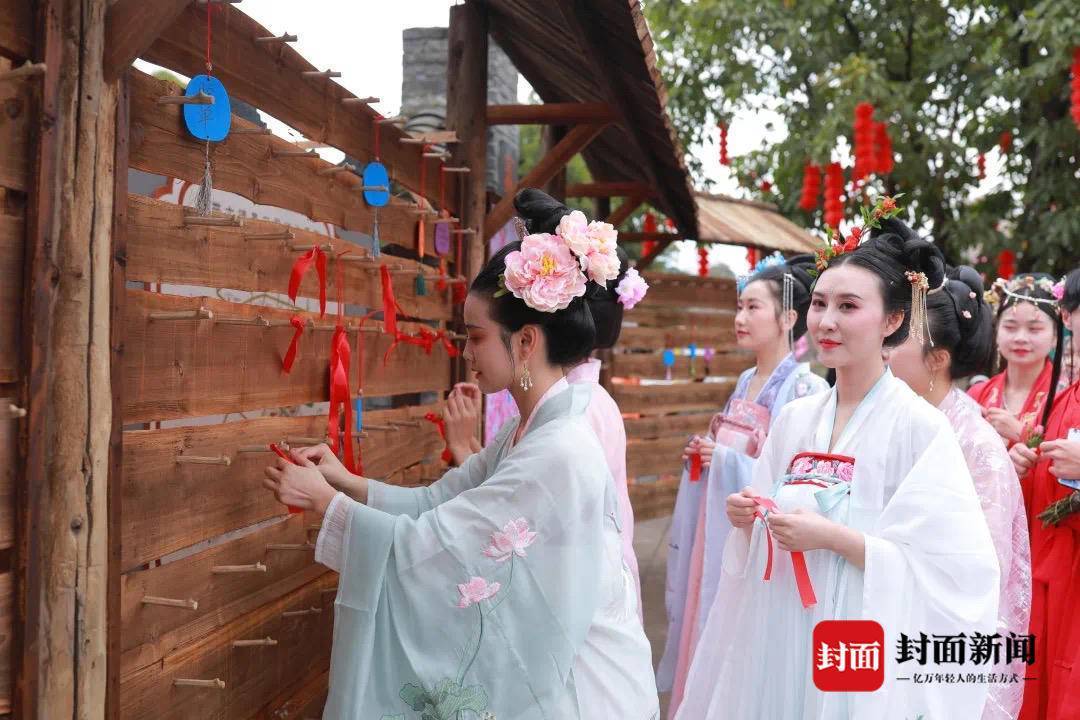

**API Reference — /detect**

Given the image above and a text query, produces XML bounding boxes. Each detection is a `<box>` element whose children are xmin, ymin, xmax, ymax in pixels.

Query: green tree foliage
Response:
<box><xmin>644</xmin><ymin>0</ymin><xmax>1080</xmax><ymax>275</ymax></box>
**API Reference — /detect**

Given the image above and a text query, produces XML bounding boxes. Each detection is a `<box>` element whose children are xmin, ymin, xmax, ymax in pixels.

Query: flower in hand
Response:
<box><xmin>263</xmin><ymin>450</ymin><xmax>338</xmax><ymax>516</ymax></box>
<box><xmin>766</xmin><ymin>508</ymin><xmax>836</xmax><ymax>553</ymax></box>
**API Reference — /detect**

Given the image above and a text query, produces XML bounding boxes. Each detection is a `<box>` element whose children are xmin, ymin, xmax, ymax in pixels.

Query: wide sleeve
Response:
<box><xmin>366</xmin><ymin>420</ymin><xmax>514</xmax><ymax>518</ymax></box>
<box><xmin>323</xmin><ymin>419</ymin><xmax>612</xmax><ymax>719</ymax></box>
<box><xmin>855</xmin><ymin>424</ymin><xmax>1001</xmax><ymax>719</ymax></box>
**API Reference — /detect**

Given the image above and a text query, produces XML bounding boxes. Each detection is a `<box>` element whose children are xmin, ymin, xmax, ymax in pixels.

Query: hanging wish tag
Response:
<box><xmin>183</xmin><ymin>75</ymin><xmax>232</xmax><ymax>141</ymax></box>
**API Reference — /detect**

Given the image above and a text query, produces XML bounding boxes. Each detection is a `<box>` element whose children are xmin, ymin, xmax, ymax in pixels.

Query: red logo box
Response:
<box><xmin>813</xmin><ymin>620</ymin><xmax>885</xmax><ymax>692</ymax></box>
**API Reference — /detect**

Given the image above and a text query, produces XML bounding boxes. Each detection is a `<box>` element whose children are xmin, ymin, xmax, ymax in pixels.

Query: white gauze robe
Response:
<box><xmin>676</xmin><ymin>369</ymin><xmax>1000</xmax><ymax>720</ymax></box>
<box><xmin>315</xmin><ymin>379</ymin><xmax>658</xmax><ymax>720</ymax></box>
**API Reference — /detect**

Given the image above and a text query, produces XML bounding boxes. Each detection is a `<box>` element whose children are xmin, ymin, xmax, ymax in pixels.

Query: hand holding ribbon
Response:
<box><xmin>745</xmin><ymin>489</ymin><xmax>818</xmax><ymax>609</ymax></box>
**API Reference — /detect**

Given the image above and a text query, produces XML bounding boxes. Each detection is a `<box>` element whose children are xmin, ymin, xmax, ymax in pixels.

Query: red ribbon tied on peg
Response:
<box><xmin>288</xmin><ymin>246</ymin><xmax>327</xmax><ymax>317</ymax></box>
<box><xmin>424</xmin><ymin>412</ymin><xmax>454</xmax><ymax>463</ymax></box>
<box><xmin>328</xmin><ymin>326</ymin><xmax>357</xmax><ymax>473</ymax></box>
<box><xmin>689</xmin><ymin>452</ymin><xmax>703</xmax><ymax>482</ymax></box>
<box><xmin>380</xmin><ymin>264</ymin><xmax>400</xmax><ymax>338</ymax></box>
<box><xmin>281</xmin><ymin>314</ymin><xmax>307</xmax><ymax>374</ymax></box>
<box><xmin>749</xmin><ymin>492</ymin><xmax>818</xmax><ymax>609</ymax></box>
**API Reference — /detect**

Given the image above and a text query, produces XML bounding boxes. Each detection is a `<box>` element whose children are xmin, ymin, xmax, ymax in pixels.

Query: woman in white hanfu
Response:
<box><xmin>658</xmin><ymin>253</ymin><xmax>827</xmax><ymax>712</ymax></box>
<box><xmin>262</xmin><ymin>199</ymin><xmax>658</xmax><ymax>720</ymax></box>
<box><xmin>676</xmin><ymin>204</ymin><xmax>1001</xmax><ymax>720</ymax></box>
<box><xmin>887</xmin><ymin>265</ymin><xmax>1031</xmax><ymax>720</ymax></box>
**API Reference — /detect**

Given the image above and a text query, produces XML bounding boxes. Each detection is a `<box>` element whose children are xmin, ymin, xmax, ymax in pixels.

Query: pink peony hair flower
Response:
<box><xmin>583</xmin><ymin>246</ymin><xmax>622</xmax><ymax>284</ymax></box>
<box><xmin>482</xmin><ymin>518</ymin><xmax>538</xmax><ymax>563</ymax></box>
<box><xmin>503</xmin><ymin>233</ymin><xmax>587</xmax><ymax>312</ymax></box>
<box><xmin>557</xmin><ymin>211</ymin><xmax>591</xmax><ymax>257</ymax></box>
<box><xmin>1052</xmin><ymin>280</ymin><xmax>1065</xmax><ymax>301</ymax></box>
<box><xmin>615</xmin><ymin>267</ymin><xmax>649</xmax><ymax>310</ymax></box>
<box><xmin>457</xmin><ymin>576</ymin><xmax>501</xmax><ymax>608</ymax></box>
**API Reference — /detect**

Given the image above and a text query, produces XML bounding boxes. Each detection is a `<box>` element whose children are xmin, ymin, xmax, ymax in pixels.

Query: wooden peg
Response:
<box><xmin>141</xmin><ymin>595</ymin><xmax>198</xmax><ymax>610</ymax></box>
<box><xmin>342</xmin><ymin>96</ymin><xmax>380</xmax><ymax>105</ymax></box>
<box><xmin>231</xmin><ymin>126</ymin><xmax>272</xmax><ymax>135</ymax></box>
<box><xmin>0</xmin><ymin>61</ymin><xmax>46</xmax><ymax>84</ymax></box>
<box><xmin>411</xmin><ymin>207</ymin><xmax>437</xmax><ymax>216</ymax></box>
<box><xmin>282</xmin><ymin>607</ymin><xmax>322</xmax><ymax>618</ymax></box>
<box><xmin>284</xmin><ymin>436</ymin><xmax>325</xmax><ymax>445</ymax></box>
<box><xmin>432</xmin><ymin>217</ymin><xmax>459</xmax><ymax>225</ymax></box>
<box><xmin>448</xmin><ymin>332</ymin><xmax>467</xmax><ymax>341</ymax></box>
<box><xmin>287</xmin><ymin>241</ymin><xmax>334</xmax><ymax>253</ymax></box>
<box><xmin>320</xmin><ymin>586</ymin><xmax>339</xmax><ymax>595</ymax></box>
<box><xmin>361</xmin><ymin>423</ymin><xmax>398</xmax><ymax>432</ymax></box>
<box><xmin>265</xmin><ymin>543</ymin><xmax>314</xmax><ymax>551</ymax></box>
<box><xmin>232</xmin><ymin>637</ymin><xmax>278</xmax><ymax>647</ymax></box>
<box><xmin>423</xmin><ymin>151</ymin><xmax>450</xmax><ymax>159</ymax></box>
<box><xmin>157</xmin><ymin>91</ymin><xmax>214</xmax><ymax>106</ymax></box>
<box><xmin>174</xmin><ymin>678</ymin><xmax>226</xmax><ymax>689</ymax></box>
<box><xmin>390</xmin><ymin>420</ymin><xmax>421</xmax><ymax>428</ymax></box>
<box><xmin>149</xmin><ymin>307</ymin><xmax>213</xmax><ymax>321</ymax></box>
<box><xmin>271</xmin><ymin>148</ymin><xmax>319</xmax><ymax>159</ymax></box>
<box><xmin>236</xmin><ymin>445</ymin><xmax>273</xmax><ymax>454</ymax></box>
<box><xmin>214</xmin><ymin>315</ymin><xmax>270</xmax><ymax>327</ymax></box>
<box><xmin>254</xmin><ymin>33</ymin><xmax>297</xmax><ymax>44</ymax></box>
<box><xmin>441</xmin><ymin>167</ymin><xmax>471</xmax><ymax>174</ymax></box>
<box><xmin>176</xmin><ymin>454</ymin><xmax>232</xmax><ymax>467</ymax></box>
<box><xmin>451</xmin><ymin>228</ymin><xmax>477</xmax><ymax>235</ymax></box>
<box><xmin>317</xmin><ymin>165</ymin><xmax>352</xmax><ymax>176</ymax></box>
<box><xmin>360</xmin><ymin>185</ymin><xmax>388</xmax><ymax>192</ymax></box>
<box><xmin>301</xmin><ymin>70</ymin><xmax>341</xmax><ymax>79</ymax></box>
<box><xmin>243</xmin><ymin>230</ymin><xmax>294</xmax><ymax>242</ymax></box>
<box><xmin>350</xmin><ymin>431</ymin><xmax>370</xmax><ymax>439</ymax></box>
<box><xmin>182</xmin><ymin>215</ymin><xmax>243</xmax><ymax>227</ymax></box>
<box><xmin>339</xmin><ymin>254</ymin><xmax>376</xmax><ymax>263</ymax></box>
<box><xmin>211</xmin><ymin>562</ymin><xmax>268</xmax><ymax>574</ymax></box>
<box><xmin>8</xmin><ymin>404</ymin><xmax>27</xmax><ymax>418</ymax></box>
<box><xmin>377</xmin><ymin>116</ymin><xmax>406</xmax><ymax>125</ymax></box>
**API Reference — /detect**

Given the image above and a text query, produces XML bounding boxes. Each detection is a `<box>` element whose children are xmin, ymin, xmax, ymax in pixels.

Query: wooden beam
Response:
<box><xmin>485</xmin><ymin>122</ymin><xmax>607</xmax><ymax>240</ymax></box>
<box><xmin>566</xmin><ymin>181</ymin><xmax>654</xmax><ymax>198</ymax></box>
<box><xmin>541</xmin><ymin>125</ymin><xmax>567</xmax><ymax>202</ymax></box>
<box><xmin>636</xmin><ymin>238</ymin><xmax>675</xmax><ymax>270</ymax></box>
<box><xmin>102</xmin><ymin>0</ymin><xmax>192</xmax><ymax>81</ymax></box>
<box><xmin>486</xmin><ymin>102</ymin><xmax>618</xmax><ymax>125</ymax></box>
<box><xmin>603</xmin><ymin>195</ymin><xmax>646</xmax><ymax>228</ymax></box>
<box><xmin>616</xmin><ymin>231</ymin><xmax>682</xmax><ymax>243</ymax></box>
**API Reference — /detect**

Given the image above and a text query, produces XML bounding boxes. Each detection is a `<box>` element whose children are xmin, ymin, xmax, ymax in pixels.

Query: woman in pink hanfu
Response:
<box><xmin>888</xmin><ymin>265</ymin><xmax>1030</xmax><ymax>720</ymax></box>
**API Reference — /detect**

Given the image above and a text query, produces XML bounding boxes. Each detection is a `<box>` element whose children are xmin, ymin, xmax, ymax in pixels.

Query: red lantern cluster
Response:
<box><xmin>798</xmin><ymin>162</ymin><xmax>821</xmax><ymax>210</ymax></box>
<box><xmin>997</xmin><ymin>249</ymin><xmax>1016</xmax><ymax>281</ymax></box>
<box><xmin>852</xmin><ymin>102</ymin><xmax>876</xmax><ymax>182</ymax></box>
<box><xmin>823</xmin><ymin>162</ymin><xmax>844</xmax><ymax>228</ymax></box>
<box><xmin>976</xmin><ymin>153</ymin><xmax>986</xmax><ymax>180</ymax></box>
<box><xmin>718</xmin><ymin>123</ymin><xmax>730</xmax><ymax>166</ymax></box>
<box><xmin>698</xmin><ymin>246</ymin><xmax>709</xmax><ymax>277</ymax></box>
<box><xmin>1071</xmin><ymin>47</ymin><xmax>1080</xmax><ymax>129</ymax></box>
<box><xmin>873</xmin><ymin>122</ymin><xmax>894</xmax><ymax>174</ymax></box>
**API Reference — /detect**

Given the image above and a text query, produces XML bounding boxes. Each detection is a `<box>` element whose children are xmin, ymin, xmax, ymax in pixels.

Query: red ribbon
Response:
<box><xmin>327</xmin><ymin>254</ymin><xmax>356</xmax><ymax>473</ymax></box>
<box><xmin>380</xmin><ymin>264</ymin><xmax>399</xmax><ymax>337</ymax></box>
<box><xmin>689</xmin><ymin>452</ymin><xmax>702</xmax><ymax>482</ymax></box>
<box><xmin>281</xmin><ymin>314</ymin><xmax>307</xmax><ymax>374</ymax></box>
<box><xmin>288</xmin><ymin>246</ymin><xmax>327</xmax><ymax>317</ymax></box>
<box><xmin>424</xmin><ymin>412</ymin><xmax>454</xmax><ymax>464</ymax></box>
<box><xmin>751</xmin><ymin>494</ymin><xmax>817</xmax><ymax>609</ymax></box>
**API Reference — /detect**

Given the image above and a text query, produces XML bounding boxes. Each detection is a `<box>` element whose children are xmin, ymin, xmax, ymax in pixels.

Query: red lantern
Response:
<box><xmin>698</xmin><ymin>246</ymin><xmax>709</xmax><ymax>277</ymax></box>
<box><xmin>998</xmin><ymin>130</ymin><xmax>1012</xmax><ymax>154</ymax></box>
<box><xmin>643</xmin><ymin>240</ymin><xmax>657</xmax><ymax>257</ymax></box>
<box><xmin>718</xmin><ymin>123</ymin><xmax>730</xmax><ymax>166</ymax></box>
<box><xmin>1071</xmin><ymin>47</ymin><xmax>1080</xmax><ymax>129</ymax></box>
<box><xmin>746</xmin><ymin>247</ymin><xmax>759</xmax><ymax>267</ymax></box>
<box><xmin>643</xmin><ymin>212</ymin><xmax>657</xmax><ymax>234</ymax></box>
<box><xmin>759</xmin><ymin>180</ymin><xmax>772</xmax><ymax>194</ymax></box>
<box><xmin>872</xmin><ymin>122</ymin><xmax>894</xmax><ymax>174</ymax></box>
<box><xmin>997</xmin><ymin>249</ymin><xmax>1015</xmax><ymax>281</ymax></box>
<box><xmin>852</xmin><ymin>102</ymin><xmax>876</xmax><ymax>182</ymax></box>
<box><xmin>823</xmin><ymin>162</ymin><xmax>844</xmax><ymax>228</ymax></box>
<box><xmin>976</xmin><ymin>153</ymin><xmax>986</xmax><ymax>180</ymax></box>
<box><xmin>798</xmin><ymin>162</ymin><xmax>821</xmax><ymax>211</ymax></box>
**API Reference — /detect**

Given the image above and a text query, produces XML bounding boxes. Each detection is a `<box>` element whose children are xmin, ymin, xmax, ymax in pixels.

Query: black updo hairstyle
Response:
<box><xmin>1056</xmin><ymin>268</ymin><xmax>1080</xmax><ymax>314</ymax></box>
<box><xmin>743</xmin><ymin>253</ymin><xmax>816</xmax><ymax>341</ymax></box>
<box><xmin>823</xmin><ymin>217</ymin><xmax>947</xmax><ymax>348</ymax></box>
<box><xmin>919</xmin><ymin>265</ymin><xmax>995</xmax><ymax>380</ymax></box>
<box><xmin>991</xmin><ymin>272</ymin><xmax>1064</xmax><ymax>427</ymax></box>
<box><xmin>508</xmin><ymin>188</ymin><xmax>631</xmax><ymax>352</ymax></box>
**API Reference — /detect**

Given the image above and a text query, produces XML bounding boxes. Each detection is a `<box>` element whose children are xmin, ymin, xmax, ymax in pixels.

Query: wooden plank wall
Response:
<box><xmin>614</xmin><ymin>273</ymin><xmax>752</xmax><ymax>521</ymax></box>
<box><xmin>115</xmin><ymin>63</ymin><xmax>463</xmax><ymax>718</ymax></box>
<box><xmin>0</xmin><ymin>2</ymin><xmax>35</xmax><ymax>708</ymax></box>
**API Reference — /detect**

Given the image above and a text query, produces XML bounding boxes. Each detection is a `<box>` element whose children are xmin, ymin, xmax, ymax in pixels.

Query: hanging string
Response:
<box><xmin>194</xmin><ymin>4</ymin><xmax>215</xmax><ymax>217</ymax></box>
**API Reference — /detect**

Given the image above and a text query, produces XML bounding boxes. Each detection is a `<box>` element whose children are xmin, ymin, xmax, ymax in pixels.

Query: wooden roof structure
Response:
<box><xmin>478</xmin><ymin>0</ymin><xmax>697</xmax><ymax>238</ymax></box>
<box><xmin>695</xmin><ymin>192</ymin><xmax>818</xmax><ymax>254</ymax></box>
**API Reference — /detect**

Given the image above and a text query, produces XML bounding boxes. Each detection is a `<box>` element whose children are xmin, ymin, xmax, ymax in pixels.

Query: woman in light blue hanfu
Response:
<box><xmin>262</xmin><ymin>199</ymin><xmax>658</xmax><ymax>720</ymax></box>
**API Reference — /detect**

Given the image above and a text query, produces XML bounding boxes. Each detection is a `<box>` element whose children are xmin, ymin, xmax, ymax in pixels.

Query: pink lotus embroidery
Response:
<box><xmin>457</xmin><ymin>577</ymin><xmax>501</xmax><ymax>608</ymax></box>
<box><xmin>482</xmin><ymin>518</ymin><xmax>538</xmax><ymax>563</ymax></box>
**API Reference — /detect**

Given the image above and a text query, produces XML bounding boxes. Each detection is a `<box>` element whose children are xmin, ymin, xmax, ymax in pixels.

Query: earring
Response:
<box><xmin>929</xmin><ymin>375</ymin><xmax>935</xmax><ymax>394</ymax></box>
<box><xmin>519</xmin><ymin>364</ymin><xmax>534</xmax><ymax>391</ymax></box>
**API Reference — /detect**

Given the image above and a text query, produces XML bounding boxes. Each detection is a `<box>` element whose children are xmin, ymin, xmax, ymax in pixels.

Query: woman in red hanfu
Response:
<box><xmin>969</xmin><ymin>274</ymin><xmax>1063</xmax><ymax>451</ymax></box>
<box><xmin>1010</xmin><ymin>267</ymin><xmax>1080</xmax><ymax>720</ymax></box>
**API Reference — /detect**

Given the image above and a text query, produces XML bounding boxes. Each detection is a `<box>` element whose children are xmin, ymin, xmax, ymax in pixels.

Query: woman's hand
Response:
<box><xmin>1041</xmin><ymin>438</ymin><xmax>1080</xmax><ymax>479</ymax></box>
<box><xmin>445</xmin><ymin>384</ymin><xmax>482</xmax><ymax>465</ymax></box>
<box><xmin>984</xmin><ymin>407</ymin><xmax>1023</xmax><ymax>443</ymax></box>
<box><xmin>1009</xmin><ymin>442</ymin><xmax>1039</xmax><ymax>478</ymax></box>
<box><xmin>766</xmin><ymin>509</ymin><xmax>838</xmax><ymax>553</ymax></box>
<box><xmin>263</xmin><ymin>451</ymin><xmax>338</xmax><ymax>516</ymax></box>
<box><xmin>291</xmin><ymin>444</ymin><xmax>367</xmax><ymax>503</ymax></box>
<box><xmin>726</xmin><ymin>488</ymin><xmax>758</xmax><ymax>528</ymax></box>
